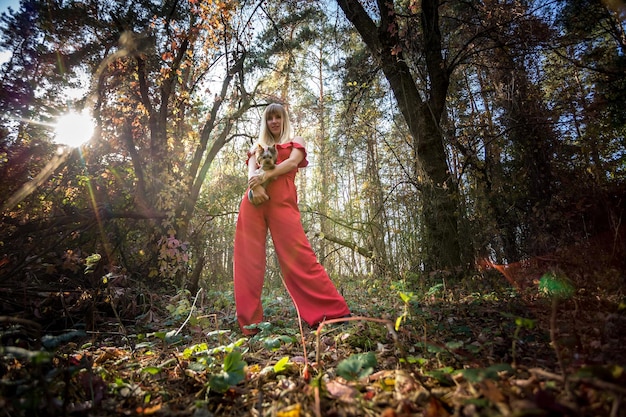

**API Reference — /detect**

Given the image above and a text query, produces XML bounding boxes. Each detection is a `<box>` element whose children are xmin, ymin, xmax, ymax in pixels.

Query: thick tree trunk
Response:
<box><xmin>336</xmin><ymin>0</ymin><xmax>461</xmax><ymax>270</ymax></box>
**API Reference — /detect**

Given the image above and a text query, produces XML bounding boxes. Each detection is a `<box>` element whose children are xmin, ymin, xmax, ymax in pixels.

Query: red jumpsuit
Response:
<box><xmin>233</xmin><ymin>141</ymin><xmax>350</xmax><ymax>335</ymax></box>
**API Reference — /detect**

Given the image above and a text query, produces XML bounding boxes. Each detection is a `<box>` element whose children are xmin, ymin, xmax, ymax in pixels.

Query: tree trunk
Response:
<box><xmin>365</xmin><ymin>129</ymin><xmax>392</xmax><ymax>276</ymax></box>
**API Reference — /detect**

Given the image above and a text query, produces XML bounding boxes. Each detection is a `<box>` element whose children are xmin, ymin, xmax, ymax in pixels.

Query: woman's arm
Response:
<box><xmin>247</xmin><ymin>152</ymin><xmax>269</xmax><ymax>204</ymax></box>
<box><xmin>248</xmin><ymin>137</ymin><xmax>306</xmax><ymax>189</ymax></box>
<box><xmin>247</xmin><ymin>151</ymin><xmax>259</xmax><ymax>179</ymax></box>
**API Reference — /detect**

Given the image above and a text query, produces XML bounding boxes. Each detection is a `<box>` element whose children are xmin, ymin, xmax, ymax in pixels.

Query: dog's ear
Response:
<box><xmin>257</xmin><ymin>143</ymin><xmax>264</xmax><ymax>151</ymax></box>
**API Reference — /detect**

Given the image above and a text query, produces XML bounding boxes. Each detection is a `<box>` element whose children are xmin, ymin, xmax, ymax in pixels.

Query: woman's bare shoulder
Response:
<box><xmin>292</xmin><ymin>136</ymin><xmax>306</xmax><ymax>147</ymax></box>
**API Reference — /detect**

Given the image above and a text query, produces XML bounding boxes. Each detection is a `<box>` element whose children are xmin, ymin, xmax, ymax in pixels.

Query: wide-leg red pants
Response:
<box><xmin>233</xmin><ymin>174</ymin><xmax>350</xmax><ymax>335</ymax></box>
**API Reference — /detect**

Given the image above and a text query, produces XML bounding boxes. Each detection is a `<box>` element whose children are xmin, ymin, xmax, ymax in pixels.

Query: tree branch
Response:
<box><xmin>311</xmin><ymin>231</ymin><xmax>373</xmax><ymax>259</ymax></box>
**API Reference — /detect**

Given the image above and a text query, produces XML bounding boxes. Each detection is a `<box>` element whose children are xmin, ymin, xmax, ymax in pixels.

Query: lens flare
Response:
<box><xmin>54</xmin><ymin>111</ymin><xmax>94</xmax><ymax>148</ymax></box>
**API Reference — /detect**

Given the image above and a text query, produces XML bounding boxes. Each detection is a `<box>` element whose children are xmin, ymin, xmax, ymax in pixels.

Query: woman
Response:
<box><xmin>233</xmin><ymin>103</ymin><xmax>350</xmax><ymax>335</ymax></box>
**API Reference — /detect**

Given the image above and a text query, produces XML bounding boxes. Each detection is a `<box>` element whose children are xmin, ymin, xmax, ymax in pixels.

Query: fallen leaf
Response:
<box><xmin>136</xmin><ymin>404</ymin><xmax>162</xmax><ymax>415</ymax></box>
<box><xmin>479</xmin><ymin>379</ymin><xmax>505</xmax><ymax>403</ymax></box>
<box><xmin>276</xmin><ymin>403</ymin><xmax>301</xmax><ymax>417</ymax></box>
<box><xmin>395</xmin><ymin>370</ymin><xmax>419</xmax><ymax>394</ymax></box>
<box><xmin>424</xmin><ymin>397</ymin><xmax>451</xmax><ymax>417</ymax></box>
<box><xmin>380</xmin><ymin>408</ymin><xmax>396</xmax><ymax>417</ymax></box>
<box><xmin>326</xmin><ymin>380</ymin><xmax>357</xmax><ymax>401</ymax></box>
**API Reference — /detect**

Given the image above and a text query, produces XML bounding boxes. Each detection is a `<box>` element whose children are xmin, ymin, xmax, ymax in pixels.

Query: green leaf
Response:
<box><xmin>399</xmin><ymin>356</ymin><xmax>427</xmax><ymax>365</ymax></box>
<box><xmin>206</xmin><ymin>330</ymin><xmax>231</xmax><ymax>337</ymax></box>
<box><xmin>219</xmin><ymin>351</ymin><xmax>246</xmax><ymax>386</ymax></box>
<box><xmin>515</xmin><ymin>317</ymin><xmax>535</xmax><ymax>329</ymax></box>
<box><xmin>84</xmin><ymin>253</ymin><xmax>101</xmax><ymax>273</ymax></box>
<box><xmin>426</xmin><ymin>343</ymin><xmax>445</xmax><ymax>353</ymax></box>
<box><xmin>427</xmin><ymin>367</ymin><xmax>456</xmax><ymax>386</ymax></box>
<box><xmin>336</xmin><ymin>351</ymin><xmax>377</xmax><ymax>381</ymax></box>
<box><xmin>246</xmin><ymin>322</ymin><xmax>272</xmax><ymax>332</ymax></box>
<box><xmin>208</xmin><ymin>375</ymin><xmax>231</xmax><ymax>393</ymax></box>
<box><xmin>262</xmin><ymin>335</ymin><xmax>294</xmax><ymax>351</ymax></box>
<box><xmin>150</xmin><ymin>331</ymin><xmax>167</xmax><ymax>340</ymax></box>
<box><xmin>538</xmin><ymin>272</ymin><xmax>575</xmax><ymax>299</ymax></box>
<box><xmin>457</xmin><ymin>364</ymin><xmax>513</xmax><ymax>383</ymax></box>
<box><xmin>188</xmin><ymin>362</ymin><xmax>207</xmax><ymax>372</ymax></box>
<box><xmin>273</xmin><ymin>356</ymin><xmax>291</xmax><ymax>373</ymax></box>
<box><xmin>399</xmin><ymin>291</ymin><xmax>413</xmax><ymax>303</ymax></box>
<box><xmin>141</xmin><ymin>366</ymin><xmax>161</xmax><ymax>375</ymax></box>
<box><xmin>223</xmin><ymin>350</ymin><xmax>245</xmax><ymax>375</ymax></box>
<box><xmin>263</xmin><ymin>337</ymin><xmax>281</xmax><ymax>350</ymax></box>
<box><xmin>445</xmin><ymin>340</ymin><xmax>464</xmax><ymax>349</ymax></box>
<box><xmin>426</xmin><ymin>283</ymin><xmax>444</xmax><ymax>297</ymax></box>
<box><xmin>183</xmin><ymin>343</ymin><xmax>208</xmax><ymax>359</ymax></box>
<box><xmin>208</xmin><ymin>350</ymin><xmax>247</xmax><ymax>393</ymax></box>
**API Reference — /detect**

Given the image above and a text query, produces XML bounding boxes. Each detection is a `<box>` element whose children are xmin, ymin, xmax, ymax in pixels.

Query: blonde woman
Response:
<box><xmin>233</xmin><ymin>103</ymin><xmax>350</xmax><ymax>335</ymax></box>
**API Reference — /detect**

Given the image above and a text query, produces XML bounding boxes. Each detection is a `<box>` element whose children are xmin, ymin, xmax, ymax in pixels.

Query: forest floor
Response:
<box><xmin>1</xmin><ymin>263</ymin><xmax>626</xmax><ymax>417</ymax></box>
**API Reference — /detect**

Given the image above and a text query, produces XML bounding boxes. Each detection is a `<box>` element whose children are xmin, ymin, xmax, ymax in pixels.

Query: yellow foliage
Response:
<box><xmin>276</xmin><ymin>403</ymin><xmax>301</xmax><ymax>417</ymax></box>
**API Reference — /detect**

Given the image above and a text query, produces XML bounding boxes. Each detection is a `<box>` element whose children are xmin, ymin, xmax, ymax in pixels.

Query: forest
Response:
<box><xmin>0</xmin><ymin>0</ymin><xmax>625</xmax><ymax>415</ymax></box>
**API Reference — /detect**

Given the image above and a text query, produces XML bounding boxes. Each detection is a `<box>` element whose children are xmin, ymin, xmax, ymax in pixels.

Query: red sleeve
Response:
<box><xmin>280</xmin><ymin>141</ymin><xmax>309</xmax><ymax>168</ymax></box>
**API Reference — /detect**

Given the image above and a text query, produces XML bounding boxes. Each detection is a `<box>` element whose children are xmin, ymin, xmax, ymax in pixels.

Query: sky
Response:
<box><xmin>0</xmin><ymin>0</ymin><xmax>19</xmax><ymax>64</ymax></box>
<box><xmin>0</xmin><ymin>0</ymin><xmax>19</xmax><ymax>13</ymax></box>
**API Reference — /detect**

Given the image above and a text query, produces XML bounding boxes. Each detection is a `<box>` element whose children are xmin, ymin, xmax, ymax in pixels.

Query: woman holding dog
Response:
<box><xmin>233</xmin><ymin>103</ymin><xmax>351</xmax><ymax>335</ymax></box>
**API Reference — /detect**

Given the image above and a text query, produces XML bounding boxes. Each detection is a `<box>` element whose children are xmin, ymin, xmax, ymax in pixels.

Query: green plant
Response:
<box><xmin>180</xmin><ymin>338</ymin><xmax>248</xmax><ymax>394</ymax></box>
<box><xmin>538</xmin><ymin>271</ymin><xmax>575</xmax><ymax>395</ymax></box>
<box><xmin>511</xmin><ymin>316</ymin><xmax>535</xmax><ymax>367</ymax></box>
<box><xmin>336</xmin><ymin>351</ymin><xmax>377</xmax><ymax>381</ymax></box>
<box><xmin>84</xmin><ymin>253</ymin><xmax>102</xmax><ymax>274</ymax></box>
<box><xmin>165</xmin><ymin>289</ymin><xmax>193</xmax><ymax>324</ymax></box>
<box><xmin>245</xmin><ymin>321</ymin><xmax>298</xmax><ymax>351</ymax></box>
<box><xmin>426</xmin><ymin>282</ymin><xmax>445</xmax><ymax>299</ymax></box>
<box><xmin>273</xmin><ymin>356</ymin><xmax>292</xmax><ymax>374</ymax></box>
<box><xmin>426</xmin><ymin>367</ymin><xmax>456</xmax><ymax>386</ymax></box>
<box><xmin>395</xmin><ymin>291</ymin><xmax>415</xmax><ymax>331</ymax></box>
<box><xmin>208</xmin><ymin>350</ymin><xmax>247</xmax><ymax>393</ymax></box>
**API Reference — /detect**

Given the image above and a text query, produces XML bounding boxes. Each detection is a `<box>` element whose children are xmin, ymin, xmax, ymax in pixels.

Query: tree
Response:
<box><xmin>447</xmin><ymin>0</ymin><xmax>559</xmax><ymax>262</ymax></box>
<box><xmin>0</xmin><ymin>0</ymin><xmax>251</xmax><ymax>286</ymax></box>
<box><xmin>336</xmin><ymin>0</ymin><xmax>462</xmax><ymax>271</ymax></box>
<box><xmin>545</xmin><ymin>0</ymin><xmax>626</xmax><ymax>247</ymax></box>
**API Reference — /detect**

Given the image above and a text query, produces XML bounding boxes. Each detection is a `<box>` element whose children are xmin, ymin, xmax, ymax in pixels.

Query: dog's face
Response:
<box><xmin>256</xmin><ymin>144</ymin><xmax>277</xmax><ymax>170</ymax></box>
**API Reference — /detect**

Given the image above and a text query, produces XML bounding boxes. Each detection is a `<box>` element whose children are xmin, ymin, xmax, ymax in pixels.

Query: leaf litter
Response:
<box><xmin>1</xmin><ymin>270</ymin><xmax>625</xmax><ymax>417</ymax></box>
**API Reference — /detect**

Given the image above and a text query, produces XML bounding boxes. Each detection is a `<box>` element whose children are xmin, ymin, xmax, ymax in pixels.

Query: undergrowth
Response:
<box><xmin>1</xmin><ymin>268</ymin><xmax>625</xmax><ymax>416</ymax></box>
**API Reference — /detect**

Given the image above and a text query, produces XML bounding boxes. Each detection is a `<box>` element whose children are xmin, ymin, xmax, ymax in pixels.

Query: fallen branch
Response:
<box><xmin>174</xmin><ymin>288</ymin><xmax>203</xmax><ymax>336</ymax></box>
<box><xmin>529</xmin><ymin>367</ymin><xmax>626</xmax><ymax>395</ymax></box>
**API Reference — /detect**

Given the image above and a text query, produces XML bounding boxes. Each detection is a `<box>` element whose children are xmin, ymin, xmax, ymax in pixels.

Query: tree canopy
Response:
<box><xmin>0</xmin><ymin>0</ymin><xmax>623</xmax><ymax>289</ymax></box>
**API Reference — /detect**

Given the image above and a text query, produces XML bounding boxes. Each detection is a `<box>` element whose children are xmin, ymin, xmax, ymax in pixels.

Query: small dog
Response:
<box><xmin>248</xmin><ymin>143</ymin><xmax>277</xmax><ymax>202</ymax></box>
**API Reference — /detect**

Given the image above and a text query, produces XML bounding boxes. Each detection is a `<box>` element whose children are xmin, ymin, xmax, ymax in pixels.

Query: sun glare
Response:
<box><xmin>54</xmin><ymin>111</ymin><xmax>95</xmax><ymax>148</ymax></box>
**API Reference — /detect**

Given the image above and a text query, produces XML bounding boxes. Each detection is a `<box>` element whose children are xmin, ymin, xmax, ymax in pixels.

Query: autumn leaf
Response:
<box><xmin>276</xmin><ymin>403</ymin><xmax>301</xmax><ymax>417</ymax></box>
<box><xmin>326</xmin><ymin>380</ymin><xmax>357</xmax><ymax>401</ymax></box>
<box><xmin>424</xmin><ymin>397</ymin><xmax>451</xmax><ymax>417</ymax></box>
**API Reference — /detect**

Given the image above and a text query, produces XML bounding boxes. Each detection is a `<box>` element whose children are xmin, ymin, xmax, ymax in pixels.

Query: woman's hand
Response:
<box><xmin>248</xmin><ymin>172</ymin><xmax>266</xmax><ymax>189</ymax></box>
<box><xmin>249</xmin><ymin>185</ymin><xmax>269</xmax><ymax>205</ymax></box>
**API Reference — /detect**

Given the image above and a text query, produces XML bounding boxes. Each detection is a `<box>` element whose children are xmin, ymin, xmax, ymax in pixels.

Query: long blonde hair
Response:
<box><xmin>257</xmin><ymin>103</ymin><xmax>293</xmax><ymax>146</ymax></box>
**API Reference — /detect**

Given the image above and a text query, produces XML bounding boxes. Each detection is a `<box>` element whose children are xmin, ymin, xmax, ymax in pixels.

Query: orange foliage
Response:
<box><xmin>478</xmin><ymin>228</ymin><xmax>625</xmax><ymax>292</ymax></box>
